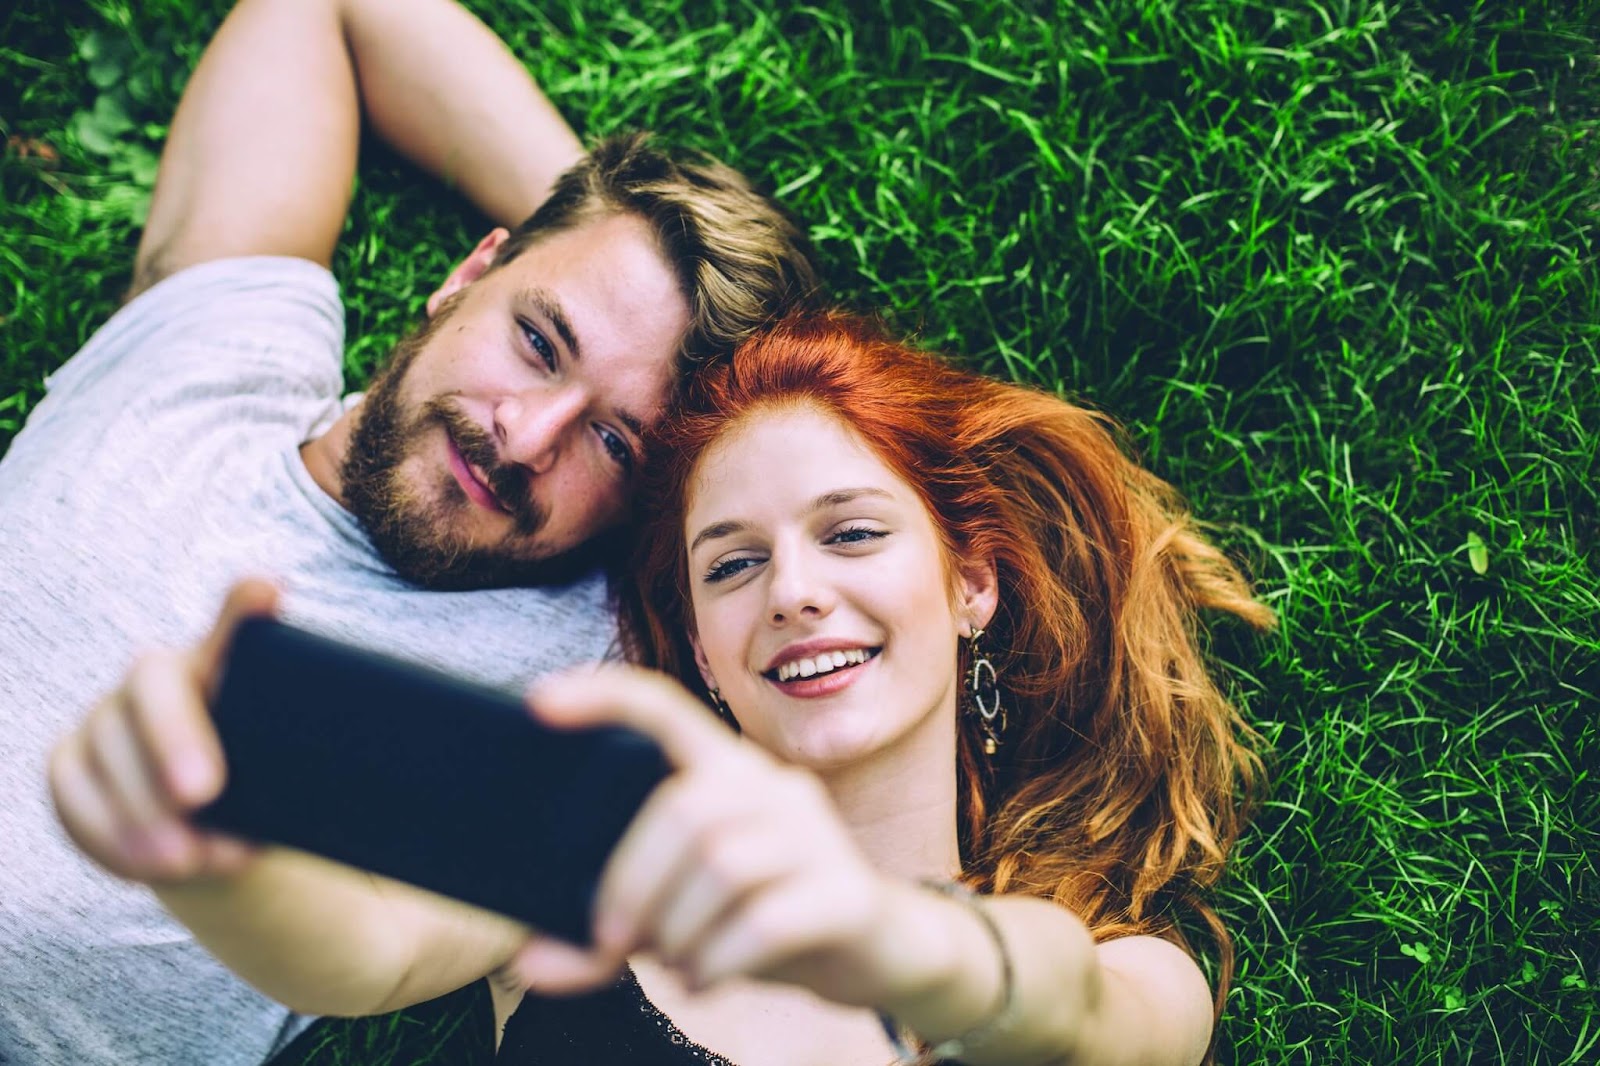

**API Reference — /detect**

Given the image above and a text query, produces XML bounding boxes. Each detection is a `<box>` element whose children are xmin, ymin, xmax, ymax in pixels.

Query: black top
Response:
<box><xmin>499</xmin><ymin>969</ymin><xmax>736</xmax><ymax>1065</ymax></box>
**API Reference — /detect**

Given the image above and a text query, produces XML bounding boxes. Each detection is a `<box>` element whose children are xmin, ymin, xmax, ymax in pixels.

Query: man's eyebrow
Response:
<box><xmin>688</xmin><ymin>488</ymin><xmax>894</xmax><ymax>554</ymax></box>
<box><xmin>521</xmin><ymin>287</ymin><xmax>581</xmax><ymax>362</ymax></box>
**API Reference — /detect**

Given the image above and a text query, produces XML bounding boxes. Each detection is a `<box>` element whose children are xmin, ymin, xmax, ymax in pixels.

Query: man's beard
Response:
<box><xmin>339</xmin><ymin>303</ymin><xmax>617</xmax><ymax>590</ymax></box>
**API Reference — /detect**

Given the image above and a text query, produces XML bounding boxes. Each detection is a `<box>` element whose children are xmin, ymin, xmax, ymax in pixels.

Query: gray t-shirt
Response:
<box><xmin>0</xmin><ymin>257</ymin><xmax>618</xmax><ymax>1065</ymax></box>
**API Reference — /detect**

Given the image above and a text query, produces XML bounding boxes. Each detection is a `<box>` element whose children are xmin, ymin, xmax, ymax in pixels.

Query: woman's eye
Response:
<box><xmin>519</xmin><ymin>320</ymin><xmax>557</xmax><ymax>372</ymax></box>
<box><xmin>704</xmin><ymin>556</ymin><xmax>760</xmax><ymax>583</ymax></box>
<box><xmin>827</xmin><ymin>526</ymin><xmax>887</xmax><ymax>546</ymax></box>
<box><xmin>598</xmin><ymin>426</ymin><xmax>635</xmax><ymax>472</ymax></box>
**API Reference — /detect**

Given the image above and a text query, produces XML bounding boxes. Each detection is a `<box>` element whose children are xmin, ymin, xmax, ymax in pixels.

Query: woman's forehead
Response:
<box><xmin>684</xmin><ymin>405</ymin><xmax>907</xmax><ymax>524</ymax></box>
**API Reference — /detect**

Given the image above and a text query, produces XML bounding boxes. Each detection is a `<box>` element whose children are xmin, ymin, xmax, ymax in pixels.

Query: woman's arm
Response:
<box><xmin>504</xmin><ymin>665</ymin><xmax>1215</xmax><ymax>1066</ymax></box>
<box><xmin>49</xmin><ymin>580</ymin><xmax>524</xmax><ymax>1016</ymax></box>
<box><xmin>870</xmin><ymin>887</ymin><xmax>1214</xmax><ymax>1066</ymax></box>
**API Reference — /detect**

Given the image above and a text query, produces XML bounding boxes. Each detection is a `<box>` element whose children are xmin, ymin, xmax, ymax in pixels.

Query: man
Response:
<box><xmin>0</xmin><ymin>0</ymin><xmax>817</xmax><ymax>1060</ymax></box>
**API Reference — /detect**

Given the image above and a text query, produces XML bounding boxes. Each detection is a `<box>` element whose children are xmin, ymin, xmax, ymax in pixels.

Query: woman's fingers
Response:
<box><xmin>531</xmin><ymin>664</ymin><xmax>780</xmax><ymax>954</ymax></box>
<box><xmin>684</xmin><ymin>880</ymin><xmax>865</xmax><ymax>991</ymax></box>
<box><xmin>590</xmin><ymin>773</ymin><xmax>731</xmax><ymax>954</ymax></box>
<box><xmin>57</xmin><ymin>661</ymin><xmax>227</xmax><ymax>882</ymax></box>
<box><xmin>506</xmin><ymin>934</ymin><xmax>626</xmax><ymax>996</ymax></box>
<box><xmin>650</xmin><ymin>823</ymin><xmax>791</xmax><ymax>968</ymax></box>
<box><xmin>527</xmin><ymin>665</ymin><xmax>897</xmax><ymax>1001</ymax></box>
<box><xmin>528</xmin><ymin>664</ymin><xmax>735</xmax><ymax>772</ymax></box>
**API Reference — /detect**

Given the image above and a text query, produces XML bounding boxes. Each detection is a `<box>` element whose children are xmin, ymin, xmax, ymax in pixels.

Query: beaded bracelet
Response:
<box><xmin>877</xmin><ymin>880</ymin><xmax>1018</xmax><ymax>1066</ymax></box>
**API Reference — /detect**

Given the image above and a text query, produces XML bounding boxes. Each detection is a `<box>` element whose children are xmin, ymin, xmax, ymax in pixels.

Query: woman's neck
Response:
<box><xmin>814</xmin><ymin>708</ymin><xmax>963</xmax><ymax>882</ymax></box>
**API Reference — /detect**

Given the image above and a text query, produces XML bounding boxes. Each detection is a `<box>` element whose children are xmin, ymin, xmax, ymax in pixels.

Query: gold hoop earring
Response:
<box><xmin>966</xmin><ymin>628</ymin><xmax>1007</xmax><ymax>756</ymax></box>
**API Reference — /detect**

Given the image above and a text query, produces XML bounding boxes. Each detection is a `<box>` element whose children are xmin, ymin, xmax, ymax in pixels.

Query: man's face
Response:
<box><xmin>342</xmin><ymin>212</ymin><xmax>689</xmax><ymax>589</ymax></box>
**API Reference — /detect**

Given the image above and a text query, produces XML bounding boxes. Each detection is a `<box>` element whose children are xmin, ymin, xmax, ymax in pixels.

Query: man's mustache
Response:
<box><xmin>424</xmin><ymin>399</ymin><xmax>545</xmax><ymax>536</ymax></box>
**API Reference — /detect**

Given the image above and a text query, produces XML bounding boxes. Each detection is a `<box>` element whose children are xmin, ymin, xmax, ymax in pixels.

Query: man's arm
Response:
<box><xmin>131</xmin><ymin>0</ymin><xmax>583</xmax><ymax>298</ymax></box>
<box><xmin>49</xmin><ymin>581</ymin><xmax>529</xmax><ymax>1017</ymax></box>
<box><xmin>154</xmin><ymin>849</ymin><xmax>529</xmax><ymax>1017</ymax></box>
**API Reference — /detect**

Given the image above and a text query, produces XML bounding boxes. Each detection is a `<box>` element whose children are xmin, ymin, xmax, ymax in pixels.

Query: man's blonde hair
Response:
<box><xmin>493</xmin><ymin>132</ymin><xmax>821</xmax><ymax>367</ymax></box>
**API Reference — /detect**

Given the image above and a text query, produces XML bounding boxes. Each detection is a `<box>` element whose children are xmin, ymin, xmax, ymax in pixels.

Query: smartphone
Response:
<box><xmin>194</xmin><ymin>617</ymin><xmax>669</xmax><ymax>945</ymax></box>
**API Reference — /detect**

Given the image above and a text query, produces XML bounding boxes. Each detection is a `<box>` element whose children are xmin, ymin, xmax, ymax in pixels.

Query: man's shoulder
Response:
<box><xmin>33</xmin><ymin>256</ymin><xmax>347</xmax><ymax>426</ymax></box>
<box><xmin>125</xmin><ymin>253</ymin><xmax>339</xmax><ymax>307</ymax></box>
<box><xmin>287</xmin><ymin>576</ymin><xmax>620</xmax><ymax>693</ymax></box>
<box><xmin>100</xmin><ymin>254</ymin><xmax>345</xmax><ymax>361</ymax></box>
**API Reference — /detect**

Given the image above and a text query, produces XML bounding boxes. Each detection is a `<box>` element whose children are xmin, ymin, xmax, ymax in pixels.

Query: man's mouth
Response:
<box><xmin>445</xmin><ymin>430</ymin><xmax>509</xmax><ymax>514</ymax></box>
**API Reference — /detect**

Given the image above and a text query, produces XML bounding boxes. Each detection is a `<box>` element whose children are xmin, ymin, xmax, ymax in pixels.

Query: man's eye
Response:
<box><xmin>519</xmin><ymin>320</ymin><xmax>557</xmax><ymax>372</ymax></box>
<box><xmin>598</xmin><ymin>426</ymin><xmax>634</xmax><ymax>472</ymax></box>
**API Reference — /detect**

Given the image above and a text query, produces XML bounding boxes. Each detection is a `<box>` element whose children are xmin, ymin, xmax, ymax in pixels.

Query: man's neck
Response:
<box><xmin>299</xmin><ymin>403</ymin><xmax>359</xmax><ymax>507</ymax></box>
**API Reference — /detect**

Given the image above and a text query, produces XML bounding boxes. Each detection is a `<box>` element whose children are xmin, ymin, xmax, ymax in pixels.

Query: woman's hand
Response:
<box><xmin>48</xmin><ymin>580</ymin><xmax>276</xmax><ymax>884</ymax></box>
<box><xmin>505</xmin><ymin>664</ymin><xmax>916</xmax><ymax>1008</ymax></box>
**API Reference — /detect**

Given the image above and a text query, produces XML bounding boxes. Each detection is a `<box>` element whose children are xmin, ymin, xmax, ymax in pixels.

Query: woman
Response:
<box><xmin>51</xmin><ymin>312</ymin><xmax>1273</xmax><ymax>1065</ymax></box>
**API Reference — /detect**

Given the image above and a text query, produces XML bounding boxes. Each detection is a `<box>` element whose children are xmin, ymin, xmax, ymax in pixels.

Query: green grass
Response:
<box><xmin>4</xmin><ymin>0</ymin><xmax>1597</xmax><ymax>1062</ymax></box>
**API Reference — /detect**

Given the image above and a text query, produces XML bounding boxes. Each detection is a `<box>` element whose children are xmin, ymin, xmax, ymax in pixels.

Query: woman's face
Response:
<box><xmin>683</xmin><ymin>404</ymin><xmax>994</xmax><ymax>773</ymax></box>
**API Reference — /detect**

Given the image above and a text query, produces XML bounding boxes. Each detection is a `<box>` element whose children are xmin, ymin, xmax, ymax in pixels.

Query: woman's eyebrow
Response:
<box><xmin>690</xmin><ymin>519</ymin><xmax>748</xmax><ymax>554</ymax></box>
<box><xmin>688</xmin><ymin>488</ymin><xmax>894</xmax><ymax>554</ymax></box>
<box><xmin>810</xmin><ymin>487</ymin><xmax>893</xmax><ymax>510</ymax></box>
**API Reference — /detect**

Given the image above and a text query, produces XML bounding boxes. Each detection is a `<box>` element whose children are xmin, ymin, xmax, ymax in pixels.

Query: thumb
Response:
<box><xmin>194</xmin><ymin>578</ymin><xmax>282</xmax><ymax>700</ymax></box>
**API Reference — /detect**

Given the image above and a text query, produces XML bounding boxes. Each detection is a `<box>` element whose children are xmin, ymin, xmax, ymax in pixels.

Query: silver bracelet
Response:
<box><xmin>877</xmin><ymin>880</ymin><xmax>1019</xmax><ymax>1065</ymax></box>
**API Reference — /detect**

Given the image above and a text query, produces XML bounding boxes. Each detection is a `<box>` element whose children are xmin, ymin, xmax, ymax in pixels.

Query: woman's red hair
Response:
<box><xmin>617</xmin><ymin>311</ymin><xmax>1274</xmax><ymax>1025</ymax></box>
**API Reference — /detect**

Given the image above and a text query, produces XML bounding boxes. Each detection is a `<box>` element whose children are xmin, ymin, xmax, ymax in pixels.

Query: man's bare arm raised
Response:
<box><xmin>131</xmin><ymin>0</ymin><xmax>583</xmax><ymax>298</ymax></box>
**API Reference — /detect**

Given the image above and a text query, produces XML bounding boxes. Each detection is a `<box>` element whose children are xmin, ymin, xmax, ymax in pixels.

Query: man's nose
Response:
<box><xmin>495</xmin><ymin>385</ymin><xmax>587</xmax><ymax>475</ymax></box>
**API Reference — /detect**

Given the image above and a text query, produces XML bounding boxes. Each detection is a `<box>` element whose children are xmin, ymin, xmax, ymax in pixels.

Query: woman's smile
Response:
<box><xmin>762</xmin><ymin>645</ymin><xmax>883</xmax><ymax>698</ymax></box>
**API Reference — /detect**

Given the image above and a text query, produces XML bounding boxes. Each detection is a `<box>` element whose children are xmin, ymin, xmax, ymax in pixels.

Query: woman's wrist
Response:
<box><xmin>868</xmin><ymin>880</ymin><xmax>1011</xmax><ymax>1056</ymax></box>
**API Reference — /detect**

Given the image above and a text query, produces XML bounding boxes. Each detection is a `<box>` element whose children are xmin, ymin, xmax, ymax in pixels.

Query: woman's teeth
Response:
<box><xmin>775</xmin><ymin>648</ymin><xmax>874</xmax><ymax>683</ymax></box>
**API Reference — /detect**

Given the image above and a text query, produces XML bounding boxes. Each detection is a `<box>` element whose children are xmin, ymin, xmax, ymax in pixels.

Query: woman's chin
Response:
<box><xmin>767</xmin><ymin>716</ymin><xmax>906</xmax><ymax>774</ymax></box>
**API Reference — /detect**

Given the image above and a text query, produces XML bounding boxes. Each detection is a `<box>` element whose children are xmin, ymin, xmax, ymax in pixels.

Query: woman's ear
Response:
<box><xmin>955</xmin><ymin>554</ymin><xmax>1000</xmax><ymax>638</ymax></box>
<box><xmin>688</xmin><ymin>630</ymin><xmax>719</xmax><ymax>694</ymax></box>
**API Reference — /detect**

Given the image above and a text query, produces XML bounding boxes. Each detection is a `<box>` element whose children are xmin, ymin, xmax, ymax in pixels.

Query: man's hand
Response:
<box><xmin>131</xmin><ymin>0</ymin><xmax>583</xmax><ymax>298</ymax></box>
<box><xmin>49</xmin><ymin>580</ymin><xmax>279</xmax><ymax>883</ymax></box>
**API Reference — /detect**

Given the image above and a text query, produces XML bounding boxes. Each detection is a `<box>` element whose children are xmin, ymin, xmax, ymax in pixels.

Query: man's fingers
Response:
<box><xmin>84</xmin><ymin>686</ymin><xmax>173</xmax><ymax>850</ymax></box>
<box><xmin>194</xmin><ymin>578</ymin><xmax>281</xmax><ymax>699</ymax></box>
<box><xmin>126</xmin><ymin>648</ymin><xmax>228</xmax><ymax>808</ymax></box>
<box><xmin>528</xmin><ymin>664</ymin><xmax>736</xmax><ymax>771</ymax></box>
<box><xmin>49</xmin><ymin>731</ymin><xmax>131</xmax><ymax>875</ymax></box>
